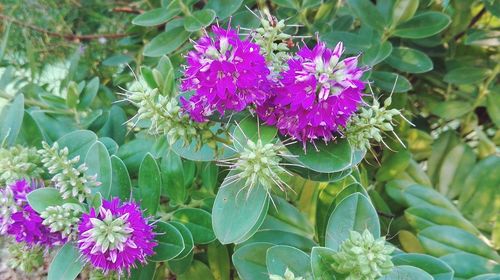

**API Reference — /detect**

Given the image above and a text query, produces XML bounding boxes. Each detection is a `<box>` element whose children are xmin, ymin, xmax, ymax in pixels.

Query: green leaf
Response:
<box><xmin>458</xmin><ymin>156</ymin><xmax>500</xmax><ymax>231</ymax></box>
<box><xmin>66</xmin><ymin>81</ymin><xmax>79</xmax><ymax>108</ymax></box>
<box><xmin>386</xmin><ymin>47</ymin><xmax>433</xmax><ymax>73</ymax></box>
<box><xmin>207</xmin><ymin>242</ymin><xmax>231</xmax><ymax>280</ymax></box>
<box><xmin>109</xmin><ymin>155</ymin><xmax>132</xmax><ymax>201</ymax></box>
<box><xmin>85</xmin><ymin>141</ymin><xmax>112</xmax><ymax>199</ymax></box>
<box><xmin>0</xmin><ymin>94</ymin><xmax>24</xmax><ymax>146</ymax></box>
<box><xmin>418</xmin><ymin>226</ymin><xmax>500</xmax><ymax>261</ymax></box>
<box><xmin>138</xmin><ymin>153</ymin><xmax>161</xmax><ymax>216</ymax></box>
<box><xmin>47</xmin><ymin>244</ymin><xmax>84</xmax><ymax>280</ymax></box>
<box><xmin>311</xmin><ymin>247</ymin><xmax>338</xmax><ymax>279</ymax></box>
<box><xmin>393</xmin><ymin>12</ymin><xmax>451</xmax><ymax>39</ymax></box>
<box><xmin>150</xmin><ymin>221</ymin><xmax>185</xmax><ymax>262</ymax></box>
<box><xmin>97</xmin><ymin>105</ymin><xmax>127</xmax><ymax>145</ymax></box>
<box><xmin>325</xmin><ymin>193</ymin><xmax>380</xmax><ymax>250</ymax></box>
<box><xmin>233</xmin><ymin>242</ymin><xmax>274</xmax><ymax>280</ymax></box>
<box><xmin>130</xmin><ymin>261</ymin><xmax>157</xmax><ymax>280</ymax></box>
<box><xmin>405</xmin><ymin>205</ymin><xmax>479</xmax><ymax>234</ymax></box>
<box><xmin>321</xmin><ymin>31</ymin><xmax>372</xmax><ymax>54</ymax></box>
<box><xmin>376</xmin><ymin>150</ymin><xmax>411</xmax><ymax>181</ymax></box>
<box><xmin>17</xmin><ymin>112</ymin><xmax>44</xmax><ymax>147</ymax></box>
<box><xmin>172</xmin><ymin>208</ymin><xmax>216</xmax><ymax>244</ymax></box>
<box><xmin>212</xmin><ymin>171</ymin><xmax>269</xmax><ymax>244</ymax></box>
<box><xmin>402</xmin><ymin>184</ymin><xmax>458</xmax><ymax>212</ymax></box>
<box><xmin>144</xmin><ymin>27</ymin><xmax>190</xmax><ymax>57</ymax></box>
<box><xmin>487</xmin><ymin>89</ymin><xmax>500</xmax><ymax>128</ymax></box>
<box><xmin>285</xmin><ymin>139</ymin><xmax>353</xmax><ymax>174</ymax></box>
<box><xmin>430</xmin><ymin>100</ymin><xmax>472</xmax><ymax>120</ymax></box>
<box><xmin>205</xmin><ymin>0</ymin><xmax>243</xmax><ymax>20</ymax></box>
<box><xmin>266</xmin><ymin>245</ymin><xmax>312</xmax><ymax>279</ymax></box>
<box><xmin>440</xmin><ymin>252</ymin><xmax>500</xmax><ymax>279</ymax></box>
<box><xmin>437</xmin><ymin>144</ymin><xmax>476</xmax><ymax>198</ymax></box>
<box><xmin>27</xmin><ymin>188</ymin><xmax>65</xmax><ymax>213</ymax></box>
<box><xmin>380</xmin><ymin>265</ymin><xmax>433</xmax><ymax>280</ymax></box>
<box><xmin>427</xmin><ymin>131</ymin><xmax>460</xmax><ymax>185</ymax></box>
<box><xmin>178</xmin><ymin>260</ymin><xmax>215</xmax><ymax>280</ymax></box>
<box><xmin>117</xmin><ymin>137</ymin><xmax>155</xmax><ymax>174</ymax></box>
<box><xmin>392</xmin><ymin>0</ymin><xmax>419</xmax><ymax>25</ymax></box>
<box><xmin>392</xmin><ymin>253</ymin><xmax>454</xmax><ymax>280</ymax></box>
<box><xmin>261</xmin><ymin>196</ymin><xmax>314</xmax><ymax>238</ymax></box>
<box><xmin>161</xmin><ymin>150</ymin><xmax>186</xmax><ymax>205</ymax></box>
<box><xmin>371</xmin><ymin>71</ymin><xmax>412</xmax><ymax>93</ymax></box>
<box><xmin>346</xmin><ymin>0</ymin><xmax>386</xmax><ymax>31</ymax></box>
<box><xmin>239</xmin><ymin>230</ymin><xmax>317</xmax><ymax>253</ymax></box>
<box><xmin>168</xmin><ymin>251</ymin><xmax>194</xmax><ymax>275</ymax></box>
<box><xmin>184</xmin><ymin>9</ymin><xmax>216</xmax><ymax>32</ymax></box>
<box><xmin>78</xmin><ymin>77</ymin><xmax>99</xmax><ymax>109</ymax></box>
<box><xmin>465</xmin><ymin>29</ymin><xmax>500</xmax><ymax>46</ymax></box>
<box><xmin>169</xmin><ymin>221</ymin><xmax>195</xmax><ymax>260</ymax></box>
<box><xmin>57</xmin><ymin>130</ymin><xmax>98</xmax><ymax>165</ymax></box>
<box><xmin>444</xmin><ymin>67</ymin><xmax>490</xmax><ymax>85</ymax></box>
<box><xmin>361</xmin><ymin>41</ymin><xmax>393</xmax><ymax>66</ymax></box>
<box><xmin>132</xmin><ymin>7</ymin><xmax>180</xmax><ymax>27</ymax></box>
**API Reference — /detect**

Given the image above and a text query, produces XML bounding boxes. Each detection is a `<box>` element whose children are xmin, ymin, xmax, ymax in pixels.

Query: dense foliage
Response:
<box><xmin>0</xmin><ymin>0</ymin><xmax>499</xmax><ymax>279</ymax></box>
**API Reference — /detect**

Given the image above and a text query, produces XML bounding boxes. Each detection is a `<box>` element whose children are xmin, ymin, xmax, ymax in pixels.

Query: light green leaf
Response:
<box><xmin>138</xmin><ymin>153</ymin><xmax>161</xmax><ymax>216</ymax></box>
<box><xmin>132</xmin><ymin>7</ymin><xmax>180</xmax><ymax>27</ymax></box>
<box><xmin>386</xmin><ymin>47</ymin><xmax>433</xmax><ymax>73</ymax></box>
<box><xmin>47</xmin><ymin>244</ymin><xmax>84</xmax><ymax>280</ymax></box>
<box><xmin>393</xmin><ymin>12</ymin><xmax>451</xmax><ymax>39</ymax></box>
<box><xmin>184</xmin><ymin>9</ymin><xmax>216</xmax><ymax>32</ymax></box>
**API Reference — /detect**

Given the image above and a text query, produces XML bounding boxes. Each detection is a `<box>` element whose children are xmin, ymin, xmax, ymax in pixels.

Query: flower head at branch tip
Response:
<box><xmin>218</xmin><ymin>125</ymin><xmax>297</xmax><ymax>200</ymax></box>
<box><xmin>181</xmin><ymin>25</ymin><xmax>271</xmax><ymax>121</ymax></box>
<box><xmin>269</xmin><ymin>268</ymin><xmax>305</xmax><ymax>280</ymax></box>
<box><xmin>40</xmin><ymin>203</ymin><xmax>82</xmax><ymax>239</ymax></box>
<box><xmin>332</xmin><ymin>229</ymin><xmax>394</xmax><ymax>280</ymax></box>
<box><xmin>124</xmin><ymin>87</ymin><xmax>219</xmax><ymax>151</ymax></box>
<box><xmin>0</xmin><ymin>145</ymin><xmax>43</xmax><ymax>186</ymax></box>
<box><xmin>39</xmin><ymin>142</ymin><xmax>101</xmax><ymax>202</ymax></box>
<box><xmin>1</xmin><ymin>179</ymin><xmax>66</xmax><ymax>247</ymax></box>
<box><xmin>345</xmin><ymin>82</ymin><xmax>413</xmax><ymax>151</ymax></box>
<box><xmin>7</xmin><ymin>243</ymin><xmax>44</xmax><ymax>273</ymax></box>
<box><xmin>258</xmin><ymin>41</ymin><xmax>367</xmax><ymax>147</ymax></box>
<box><xmin>77</xmin><ymin>198</ymin><xmax>157</xmax><ymax>275</ymax></box>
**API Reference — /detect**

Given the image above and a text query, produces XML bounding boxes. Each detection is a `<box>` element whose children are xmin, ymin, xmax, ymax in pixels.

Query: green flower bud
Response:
<box><xmin>39</xmin><ymin>142</ymin><xmax>100</xmax><ymax>202</ymax></box>
<box><xmin>332</xmin><ymin>229</ymin><xmax>394</xmax><ymax>280</ymax></box>
<box><xmin>40</xmin><ymin>203</ymin><xmax>82</xmax><ymax>238</ymax></box>
<box><xmin>7</xmin><ymin>244</ymin><xmax>44</xmax><ymax>273</ymax></box>
<box><xmin>269</xmin><ymin>268</ymin><xmax>304</xmax><ymax>280</ymax></box>
<box><xmin>0</xmin><ymin>145</ymin><xmax>43</xmax><ymax>186</ymax></box>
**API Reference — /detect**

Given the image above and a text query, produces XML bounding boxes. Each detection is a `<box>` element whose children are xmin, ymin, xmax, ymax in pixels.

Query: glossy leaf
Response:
<box><xmin>212</xmin><ymin>171</ymin><xmax>269</xmax><ymax>244</ymax></box>
<box><xmin>266</xmin><ymin>245</ymin><xmax>313</xmax><ymax>279</ymax></box>
<box><xmin>173</xmin><ymin>208</ymin><xmax>216</xmax><ymax>244</ymax></box>
<box><xmin>138</xmin><ymin>153</ymin><xmax>161</xmax><ymax>216</ymax></box>
<box><xmin>85</xmin><ymin>141</ymin><xmax>112</xmax><ymax>199</ymax></box>
<box><xmin>150</xmin><ymin>221</ymin><xmax>185</xmax><ymax>261</ymax></box>
<box><xmin>393</xmin><ymin>12</ymin><xmax>451</xmax><ymax>39</ymax></box>
<box><xmin>386</xmin><ymin>47</ymin><xmax>433</xmax><ymax>73</ymax></box>
<box><xmin>325</xmin><ymin>193</ymin><xmax>380</xmax><ymax>250</ymax></box>
<box><xmin>132</xmin><ymin>7</ymin><xmax>180</xmax><ymax>26</ymax></box>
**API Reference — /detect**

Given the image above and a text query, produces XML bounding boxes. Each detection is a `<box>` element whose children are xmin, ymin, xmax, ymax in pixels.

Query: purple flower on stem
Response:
<box><xmin>1</xmin><ymin>179</ymin><xmax>66</xmax><ymax>247</ymax></box>
<box><xmin>258</xmin><ymin>41</ymin><xmax>367</xmax><ymax>145</ymax></box>
<box><xmin>77</xmin><ymin>198</ymin><xmax>156</xmax><ymax>275</ymax></box>
<box><xmin>181</xmin><ymin>25</ymin><xmax>271</xmax><ymax>122</ymax></box>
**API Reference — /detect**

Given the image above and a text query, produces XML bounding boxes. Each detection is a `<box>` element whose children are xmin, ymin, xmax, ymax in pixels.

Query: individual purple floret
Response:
<box><xmin>77</xmin><ymin>198</ymin><xmax>156</xmax><ymax>275</ymax></box>
<box><xmin>258</xmin><ymin>41</ymin><xmax>366</xmax><ymax>145</ymax></box>
<box><xmin>1</xmin><ymin>179</ymin><xmax>66</xmax><ymax>247</ymax></box>
<box><xmin>181</xmin><ymin>25</ymin><xmax>271</xmax><ymax>122</ymax></box>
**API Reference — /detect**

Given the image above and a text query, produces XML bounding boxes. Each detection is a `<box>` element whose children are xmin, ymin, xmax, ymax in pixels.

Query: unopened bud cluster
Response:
<box><xmin>269</xmin><ymin>268</ymin><xmax>305</xmax><ymax>280</ymax></box>
<box><xmin>332</xmin><ymin>229</ymin><xmax>394</xmax><ymax>280</ymax></box>
<box><xmin>234</xmin><ymin>139</ymin><xmax>287</xmax><ymax>194</ymax></box>
<box><xmin>7</xmin><ymin>243</ymin><xmax>44</xmax><ymax>273</ymax></box>
<box><xmin>0</xmin><ymin>187</ymin><xmax>16</xmax><ymax>233</ymax></box>
<box><xmin>345</xmin><ymin>97</ymin><xmax>401</xmax><ymax>150</ymax></box>
<box><xmin>0</xmin><ymin>145</ymin><xmax>43</xmax><ymax>186</ymax></box>
<box><xmin>39</xmin><ymin>142</ymin><xmax>100</xmax><ymax>202</ymax></box>
<box><xmin>254</xmin><ymin>15</ymin><xmax>291</xmax><ymax>71</ymax></box>
<box><xmin>127</xmin><ymin>88</ymin><xmax>217</xmax><ymax>149</ymax></box>
<box><xmin>40</xmin><ymin>203</ymin><xmax>82</xmax><ymax>238</ymax></box>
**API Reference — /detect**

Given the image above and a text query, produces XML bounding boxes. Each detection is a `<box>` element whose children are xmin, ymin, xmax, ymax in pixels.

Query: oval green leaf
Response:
<box><xmin>172</xmin><ymin>208</ymin><xmax>216</xmax><ymax>244</ymax></box>
<box><xmin>150</xmin><ymin>221</ymin><xmax>185</xmax><ymax>262</ymax></box>
<box><xmin>138</xmin><ymin>153</ymin><xmax>161</xmax><ymax>216</ymax></box>
<box><xmin>386</xmin><ymin>47</ymin><xmax>433</xmax><ymax>73</ymax></box>
<box><xmin>85</xmin><ymin>141</ymin><xmax>112</xmax><ymax>199</ymax></box>
<box><xmin>393</xmin><ymin>12</ymin><xmax>451</xmax><ymax>39</ymax></box>
<box><xmin>266</xmin><ymin>245</ymin><xmax>312</xmax><ymax>279</ymax></box>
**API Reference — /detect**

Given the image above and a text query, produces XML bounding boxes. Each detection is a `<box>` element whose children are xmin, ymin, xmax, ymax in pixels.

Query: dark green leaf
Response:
<box><xmin>85</xmin><ymin>141</ymin><xmax>112</xmax><ymax>199</ymax></box>
<box><xmin>172</xmin><ymin>208</ymin><xmax>215</xmax><ymax>244</ymax></box>
<box><xmin>0</xmin><ymin>94</ymin><xmax>24</xmax><ymax>146</ymax></box>
<box><xmin>138</xmin><ymin>153</ymin><xmax>161</xmax><ymax>216</ymax></box>
<box><xmin>144</xmin><ymin>28</ymin><xmax>190</xmax><ymax>57</ymax></box>
<box><xmin>150</xmin><ymin>221</ymin><xmax>185</xmax><ymax>261</ymax></box>
<box><xmin>393</xmin><ymin>12</ymin><xmax>451</xmax><ymax>39</ymax></box>
<box><xmin>184</xmin><ymin>10</ymin><xmax>216</xmax><ymax>32</ymax></box>
<box><xmin>386</xmin><ymin>47</ymin><xmax>433</xmax><ymax>73</ymax></box>
<box><xmin>132</xmin><ymin>7</ymin><xmax>180</xmax><ymax>27</ymax></box>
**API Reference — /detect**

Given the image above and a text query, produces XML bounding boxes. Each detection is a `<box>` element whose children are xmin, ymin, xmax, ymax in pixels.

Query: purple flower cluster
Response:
<box><xmin>258</xmin><ymin>42</ymin><xmax>366</xmax><ymax>144</ymax></box>
<box><xmin>77</xmin><ymin>198</ymin><xmax>156</xmax><ymax>274</ymax></box>
<box><xmin>180</xmin><ymin>26</ymin><xmax>366</xmax><ymax>144</ymax></box>
<box><xmin>0</xmin><ymin>180</ymin><xmax>65</xmax><ymax>247</ymax></box>
<box><xmin>181</xmin><ymin>26</ymin><xmax>270</xmax><ymax>122</ymax></box>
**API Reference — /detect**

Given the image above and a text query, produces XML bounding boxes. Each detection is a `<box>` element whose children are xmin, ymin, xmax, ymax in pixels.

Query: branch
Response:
<box><xmin>454</xmin><ymin>7</ymin><xmax>486</xmax><ymax>41</ymax></box>
<box><xmin>112</xmin><ymin>7</ymin><xmax>143</xmax><ymax>14</ymax></box>
<box><xmin>0</xmin><ymin>13</ymin><xmax>132</xmax><ymax>42</ymax></box>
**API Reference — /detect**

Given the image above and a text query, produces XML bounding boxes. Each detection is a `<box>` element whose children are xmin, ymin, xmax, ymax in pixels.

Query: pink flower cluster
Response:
<box><xmin>181</xmin><ymin>27</ymin><xmax>366</xmax><ymax>144</ymax></box>
<box><xmin>0</xmin><ymin>180</ymin><xmax>65</xmax><ymax>247</ymax></box>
